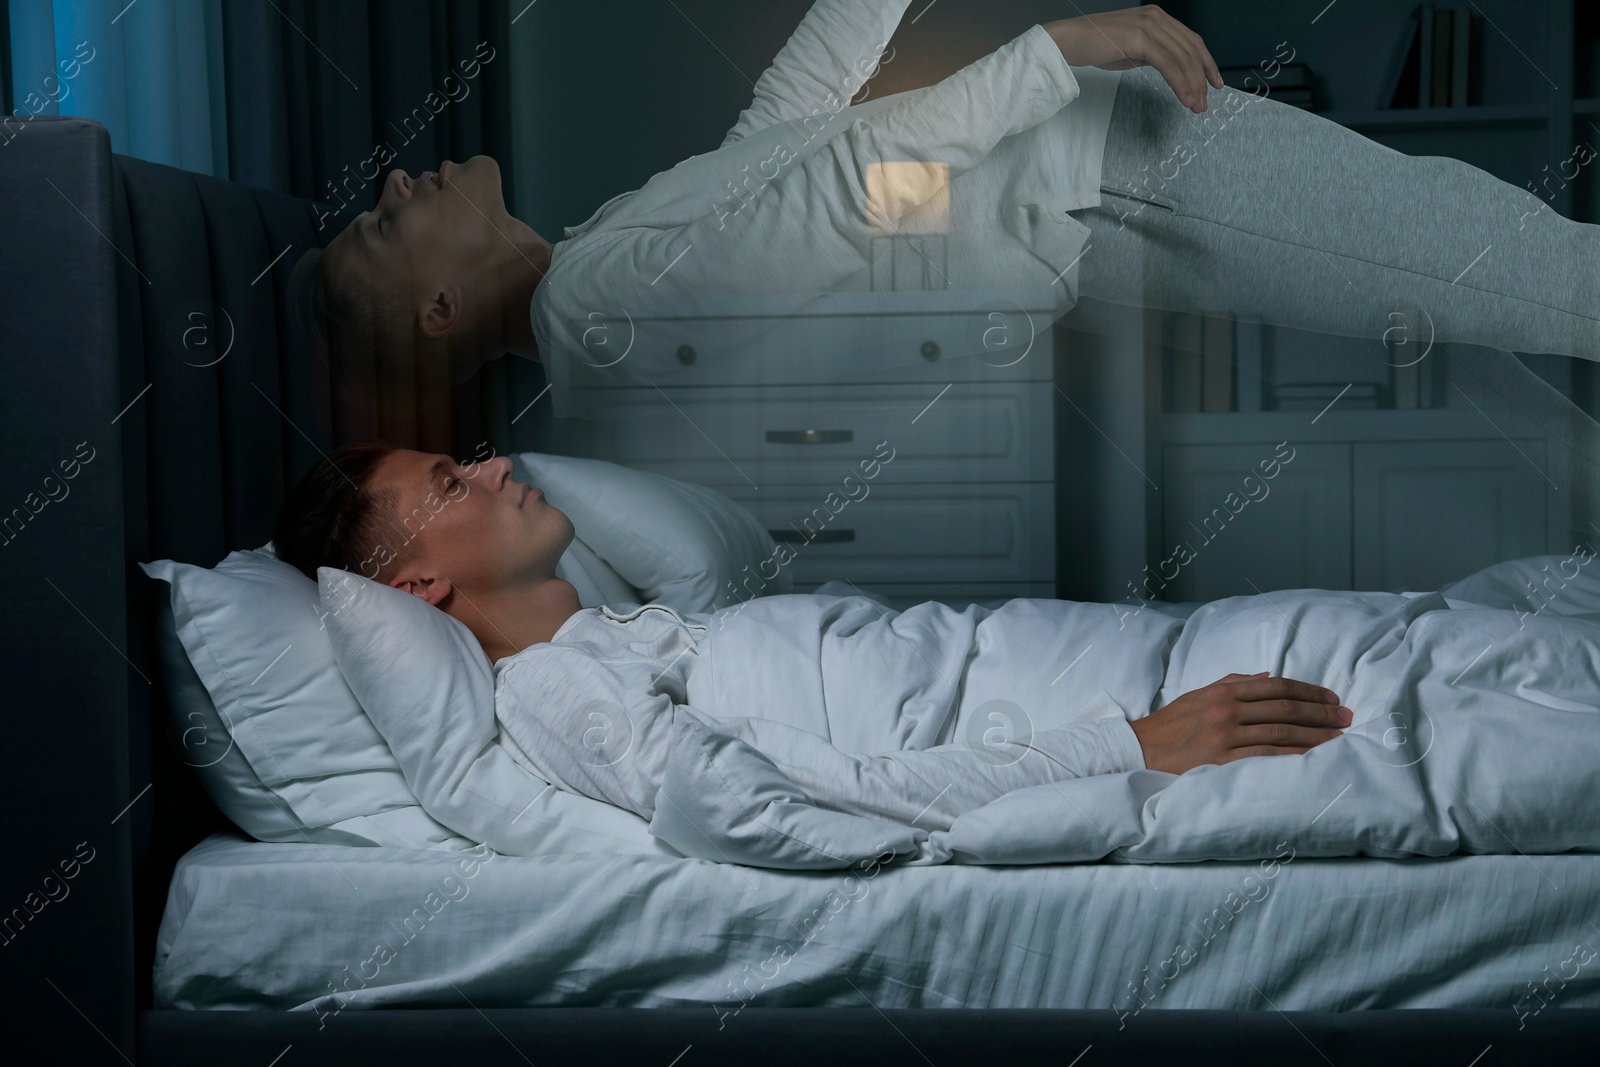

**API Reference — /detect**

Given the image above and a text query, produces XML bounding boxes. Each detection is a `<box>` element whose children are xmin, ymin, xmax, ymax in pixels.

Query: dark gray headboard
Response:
<box><xmin>0</xmin><ymin>115</ymin><xmax>528</xmax><ymax>1039</ymax></box>
<box><xmin>0</xmin><ymin>113</ymin><xmax>343</xmax><ymax>1037</ymax></box>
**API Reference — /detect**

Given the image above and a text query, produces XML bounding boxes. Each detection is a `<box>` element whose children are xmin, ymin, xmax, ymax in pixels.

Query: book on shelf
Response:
<box><xmin>1201</xmin><ymin>312</ymin><xmax>1234</xmax><ymax>412</ymax></box>
<box><xmin>1234</xmin><ymin>319</ymin><xmax>1265</xmax><ymax>412</ymax></box>
<box><xmin>1381</xmin><ymin>3</ymin><xmax>1473</xmax><ymax>109</ymax></box>
<box><xmin>1431</xmin><ymin>6</ymin><xmax>1453</xmax><ymax>107</ymax></box>
<box><xmin>1155</xmin><ymin>310</ymin><xmax>1238</xmax><ymax>412</ymax></box>
<box><xmin>1451</xmin><ymin>5</ymin><xmax>1470</xmax><ymax>106</ymax></box>
<box><xmin>1391</xmin><ymin>351</ymin><xmax>1438</xmax><ymax>408</ymax></box>
<box><xmin>1162</xmin><ymin>311</ymin><xmax>1204</xmax><ymax>412</ymax></box>
<box><xmin>1387</xmin><ymin>303</ymin><xmax>1438</xmax><ymax>408</ymax></box>
<box><xmin>1393</xmin><ymin>358</ymin><xmax>1420</xmax><ymax>409</ymax></box>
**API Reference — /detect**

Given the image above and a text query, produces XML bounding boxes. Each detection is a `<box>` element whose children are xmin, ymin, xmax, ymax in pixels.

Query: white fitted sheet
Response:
<box><xmin>155</xmin><ymin>831</ymin><xmax>1600</xmax><ymax>1014</ymax></box>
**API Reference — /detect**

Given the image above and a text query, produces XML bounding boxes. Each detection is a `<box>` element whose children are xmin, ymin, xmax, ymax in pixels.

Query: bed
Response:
<box><xmin>8</xmin><ymin>113</ymin><xmax>1600</xmax><ymax>1064</ymax></box>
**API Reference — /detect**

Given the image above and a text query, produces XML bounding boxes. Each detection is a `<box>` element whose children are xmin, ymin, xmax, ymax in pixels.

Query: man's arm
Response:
<box><xmin>686</xmin><ymin>692</ymin><xmax>1146</xmax><ymax>830</ymax></box>
<box><xmin>707</xmin><ymin>674</ymin><xmax>1347</xmax><ymax>828</ymax></box>
<box><xmin>721</xmin><ymin>1</ymin><xmax>1224</xmax><ymax>152</ymax></box>
<box><xmin>540</xmin><ymin>20</ymin><xmax>1090</xmax><ymax>328</ymax></box>
<box><xmin>719</xmin><ymin>0</ymin><xmax>912</xmax><ymax>149</ymax></box>
<box><xmin>496</xmin><ymin>646</ymin><xmax>1146</xmax><ymax>834</ymax></box>
<box><xmin>1045</xmin><ymin>6</ymin><xmax>1223</xmax><ymax>115</ymax></box>
<box><xmin>496</xmin><ymin>648</ymin><xmax>1347</xmax><ymax>835</ymax></box>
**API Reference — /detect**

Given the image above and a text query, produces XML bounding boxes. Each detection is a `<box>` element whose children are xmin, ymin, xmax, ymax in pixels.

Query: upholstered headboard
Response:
<box><xmin>0</xmin><ymin>115</ymin><xmax>537</xmax><ymax>1041</ymax></box>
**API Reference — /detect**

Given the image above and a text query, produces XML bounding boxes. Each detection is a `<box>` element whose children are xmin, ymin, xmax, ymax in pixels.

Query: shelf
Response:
<box><xmin>1151</xmin><ymin>409</ymin><xmax>1541</xmax><ymax>445</ymax></box>
<box><xmin>1314</xmin><ymin>104</ymin><xmax>1549</xmax><ymax>130</ymax></box>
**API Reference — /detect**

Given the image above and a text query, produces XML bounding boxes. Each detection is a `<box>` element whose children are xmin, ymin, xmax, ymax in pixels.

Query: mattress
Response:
<box><xmin>155</xmin><ymin>830</ymin><xmax>1600</xmax><ymax>1015</ymax></box>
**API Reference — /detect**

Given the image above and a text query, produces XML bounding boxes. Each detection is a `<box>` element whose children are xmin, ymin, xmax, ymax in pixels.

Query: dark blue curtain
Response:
<box><xmin>6</xmin><ymin>0</ymin><xmax>518</xmax><ymax>211</ymax></box>
<box><xmin>223</xmin><ymin>0</ymin><xmax>519</xmax><ymax>218</ymax></box>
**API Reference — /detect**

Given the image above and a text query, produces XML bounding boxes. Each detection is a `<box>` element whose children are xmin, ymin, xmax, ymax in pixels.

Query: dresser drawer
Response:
<box><xmin>608</xmin><ymin>289</ymin><xmax>1059</xmax><ymax>388</ymax></box>
<box><xmin>720</xmin><ymin>482</ymin><xmax>1055</xmax><ymax>587</ymax></box>
<box><xmin>554</xmin><ymin>383</ymin><xmax>1054</xmax><ymax>487</ymax></box>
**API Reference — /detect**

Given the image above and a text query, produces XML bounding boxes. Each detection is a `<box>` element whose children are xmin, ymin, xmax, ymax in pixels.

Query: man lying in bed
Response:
<box><xmin>272</xmin><ymin>440</ymin><xmax>1351</xmax><ymax>848</ymax></box>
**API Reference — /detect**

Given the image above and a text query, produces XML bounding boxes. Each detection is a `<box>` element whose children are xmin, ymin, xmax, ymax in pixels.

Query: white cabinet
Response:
<box><xmin>1160</xmin><ymin>443</ymin><xmax>1351</xmax><ymax>602</ymax></box>
<box><xmin>1352</xmin><ymin>440</ymin><xmax>1549</xmax><ymax>591</ymax></box>
<box><xmin>551</xmin><ymin>289</ymin><xmax>1062</xmax><ymax>608</ymax></box>
<box><xmin>1155</xmin><ymin>433</ymin><xmax>1559</xmax><ymax>599</ymax></box>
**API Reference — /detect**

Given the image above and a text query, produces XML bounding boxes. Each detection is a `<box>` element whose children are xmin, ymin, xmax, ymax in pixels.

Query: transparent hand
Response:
<box><xmin>1046</xmin><ymin>4</ymin><xmax>1224</xmax><ymax>115</ymax></box>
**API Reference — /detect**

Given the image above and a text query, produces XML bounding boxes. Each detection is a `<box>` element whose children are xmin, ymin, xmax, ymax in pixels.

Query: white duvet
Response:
<box><xmin>491</xmin><ymin>582</ymin><xmax>1600</xmax><ymax>871</ymax></box>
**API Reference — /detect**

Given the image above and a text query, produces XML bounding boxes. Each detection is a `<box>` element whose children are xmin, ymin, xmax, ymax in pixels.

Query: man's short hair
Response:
<box><xmin>272</xmin><ymin>439</ymin><xmax>419</xmax><ymax>584</ymax></box>
<box><xmin>287</xmin><ymin>246</ymin><xmax>420</xmax><ymax>409</ymax></box>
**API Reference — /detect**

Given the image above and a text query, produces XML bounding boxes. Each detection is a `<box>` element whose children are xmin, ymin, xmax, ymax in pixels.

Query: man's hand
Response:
<box><xmin>1129</xmin><ymin>672</ymin><xmax>1352</xmax><ymax>775</ymax></box>
<box><xmin>1045</xmin><ymin>5</ymin><xmax>1223</xmax><ymax>115</ymax></box>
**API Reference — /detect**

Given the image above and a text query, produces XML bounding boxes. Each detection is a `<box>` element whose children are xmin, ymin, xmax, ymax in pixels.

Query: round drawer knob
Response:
<box><xmin>920</xmin><ymin>340</ymin><xmax>941</xmax><ymax>362</ymax></box>
<box><xmin>676</xmin><ymin>344</ymin><xmax>697</xmax><ymax>366</ymax></box>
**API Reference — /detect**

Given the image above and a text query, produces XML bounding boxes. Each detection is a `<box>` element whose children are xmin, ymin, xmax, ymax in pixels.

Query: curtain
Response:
<box><xmin>4</xmin><ymin>0</ymin><xmax>226</xmax><ymax>174</ymax></box>
<box><xmin>5</xmin><ymin>0</ymin><xmax>551</xmax><ymax>458</ymax></box>
<box><xmin>5</xmin><ymin>0</ymin><xmax>518</xmax><ymax>217</ymax></box>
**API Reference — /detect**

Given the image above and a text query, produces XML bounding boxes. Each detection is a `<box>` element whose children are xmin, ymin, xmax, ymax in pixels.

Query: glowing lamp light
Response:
<box><xmin>865</xmin><ymin>161</ymin><xmax>950</xmax><ymax>236</ymax></box>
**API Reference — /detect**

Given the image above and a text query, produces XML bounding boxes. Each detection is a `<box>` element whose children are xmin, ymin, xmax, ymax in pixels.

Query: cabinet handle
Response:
<box><xmin>769</xmin><ymin>528</ymin><xmax>855</xmax><ymax>544</ymax></box>
<box><xmin>765</xmin><ymin>429</ymin><xmax>853</xmax><ymax>445</ymax></box>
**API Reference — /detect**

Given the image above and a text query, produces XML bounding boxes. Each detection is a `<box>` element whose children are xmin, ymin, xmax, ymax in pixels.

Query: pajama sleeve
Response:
<box><xmin>532</xmin><ymin>21</ymin><xmax>1087</xmax><ymax>416</ymax></box>
<box><xmin>544</xmin><ymin>23</ymin><xmax>1082</xmax><ymax>308</ymax></box>
<box><xmin>495</xmin><ymin>646</ymin><xmax>926</xmax><ymax>869</ymax></box>
<box><xmin>493</xmin><ymin>645</ymin><xmax>1147</xmax><ymax>838</ymax></box>
<box><xmin>704</xmin><ymin>695</ymin><xmax>1147</xmax><ymax>831</ymax></box>
<box><xmin>718</xmin><ymin>0</ymin><xmax>913</xmax><ymax>148</ymax></box>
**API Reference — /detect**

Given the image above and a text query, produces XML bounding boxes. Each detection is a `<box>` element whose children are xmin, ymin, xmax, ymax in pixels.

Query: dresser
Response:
<box><xmin>550</xmin><ymin>288</ymin><xmax>1061</xmax><ymax>609</ymax></box>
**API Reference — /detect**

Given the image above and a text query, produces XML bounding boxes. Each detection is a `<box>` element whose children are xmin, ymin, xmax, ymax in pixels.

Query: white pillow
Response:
<box><xmin>140</xmin><ymin>546</ymin><xmax>474</xmax><ymax>850</ymax></box>
<box><xmin>1438</xmin><ymin>551</ymin><xmax>1600</xmax><ymax>615</ymax></box>
<box><xmin>515</xmin><ymin>452</ymin><xmax>792</xmax><ymax>611</ymax></box>
<box><xmin>316</xmin><ymin>566</ymin><xmax>677</xmax><ymax>857</ymax></box>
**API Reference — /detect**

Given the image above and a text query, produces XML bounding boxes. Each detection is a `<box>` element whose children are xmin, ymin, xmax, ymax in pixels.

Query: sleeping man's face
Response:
<box><xmin>320</xmin><ymin>156</ymin><xmax>516</xmax><ymax>374</ymax></box>
<box><xmin>324</xmin><ymin>156</ymin><xmax>513</xmax><ymax>297</ymax></box>
<box><xmin>367</xmin><ymin>449</ymin><xmax>573</xmax><ymax>603</ymax></box>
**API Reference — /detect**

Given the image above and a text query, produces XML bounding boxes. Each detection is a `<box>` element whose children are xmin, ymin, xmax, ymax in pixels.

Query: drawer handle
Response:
<box><xmin>770</xmin><ymin>528</ymin><xmax>856</xmax><ymax>544</ymax></box>
<box><xmin>765</xmin><ymin>429</ymin><xmax>853</xmax><ymax>445</ymax></box>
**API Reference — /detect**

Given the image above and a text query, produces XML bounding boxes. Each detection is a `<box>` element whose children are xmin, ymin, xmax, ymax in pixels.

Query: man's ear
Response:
<box><xmin>418</xmin><ymin>283</ymin><xmax>465</xmax><ymax>339</ymax></box>
<box><xmin>388</xmin><ymin>570</ymin><xmax>453</xmax><ymax>607</ymax></box>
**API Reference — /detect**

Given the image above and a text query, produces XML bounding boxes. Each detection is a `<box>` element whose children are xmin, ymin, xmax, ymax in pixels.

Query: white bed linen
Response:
<box><xmin>154</xmin><ymin>830</ymin><xmax>1600</xmax><ymax>1014</ymax></box>
<box><xmin>490</xmin><ymin>587</ymin><xmax>1600</xmax><ymax>871</ymax></box>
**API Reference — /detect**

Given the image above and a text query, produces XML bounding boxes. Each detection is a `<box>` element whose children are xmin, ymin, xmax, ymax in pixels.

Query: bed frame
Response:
<box><xmin>6</xmin><ymin>114</ymin><xmax>1598</xmax><ymax>1064</ymax></box>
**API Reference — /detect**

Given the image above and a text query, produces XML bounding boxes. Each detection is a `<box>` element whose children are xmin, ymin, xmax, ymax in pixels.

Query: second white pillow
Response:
<box><xmin>515</xmin><ymin>451</ymin><xmax>791</xmax><ymax>612</ymax></box>
<box><xmin>317</xmin><ymin>565</ymin><xmax>678</xmax><ymax>858</ymax></box>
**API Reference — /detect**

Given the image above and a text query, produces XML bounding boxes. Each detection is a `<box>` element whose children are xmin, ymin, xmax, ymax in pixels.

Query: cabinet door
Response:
<box><xmin>1353</xmin><ymin>440</ymin><xmax>1547</xmax><ymax>593</ymax></box>
<box><xmin>1160</xmin><ymin>443</ymin><xmax>1351</xmax><ymax>601</ymax></box>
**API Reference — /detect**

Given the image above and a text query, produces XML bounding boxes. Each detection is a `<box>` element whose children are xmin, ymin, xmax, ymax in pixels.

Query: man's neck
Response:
<box><xmin>458</xmin><ymin>576</ymin><xmax>582</xmax><ymax>664</ymax></box>
<box><xmin>493</xmin><ymin>221</ymin><xmax>552</xmax><ymax>362</ymax></box>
